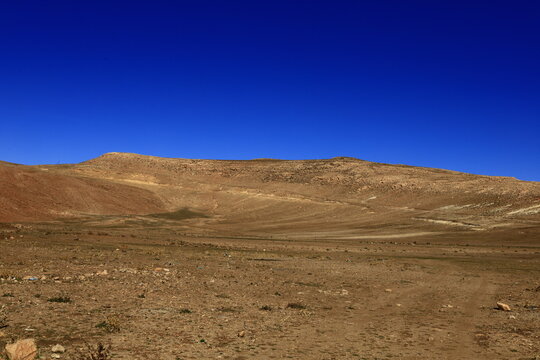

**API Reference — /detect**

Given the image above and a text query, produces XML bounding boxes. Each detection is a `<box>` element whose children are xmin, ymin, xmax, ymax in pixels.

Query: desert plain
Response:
<box><xmin>0</xmin><ymin>153</ymin><xmax>539</xmax><ymax>359</ymax></box>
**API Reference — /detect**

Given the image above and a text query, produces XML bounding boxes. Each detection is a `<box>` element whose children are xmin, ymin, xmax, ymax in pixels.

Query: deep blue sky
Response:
<box><xmin>1</xmin><ymin>1</ymin><xmax>539</xmax><ymax>180</ymax></box>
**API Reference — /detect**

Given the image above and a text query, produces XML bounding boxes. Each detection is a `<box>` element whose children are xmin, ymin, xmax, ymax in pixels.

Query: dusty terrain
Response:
<box><xmin>1</xmin><ymin>153</ymin><xmax>539</xmax><ymax>359</ymax></box>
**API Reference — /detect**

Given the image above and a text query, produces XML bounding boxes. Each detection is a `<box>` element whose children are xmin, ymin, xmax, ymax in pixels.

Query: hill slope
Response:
<box><xmin>1</xmin><ymin>152</ymin><xmax>539</xmax><ymax>240</ymax></box>
<box><xmin>0</xmin><ymin>161</ymin><xmax>164</xmax><ymax>222</ymax></box>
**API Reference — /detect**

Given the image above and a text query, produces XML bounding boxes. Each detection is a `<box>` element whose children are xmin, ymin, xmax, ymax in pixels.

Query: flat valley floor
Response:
<box><xmin>1</xmin><ymin>218</ymin><xmax>539</xmax><ymax>360</ymax></box>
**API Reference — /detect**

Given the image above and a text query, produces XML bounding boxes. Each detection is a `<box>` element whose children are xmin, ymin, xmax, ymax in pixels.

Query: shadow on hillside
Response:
<box><xmin>148</xmin><ymin>208</ymin><xmax>209</xmax><ymax>221</ymax></box>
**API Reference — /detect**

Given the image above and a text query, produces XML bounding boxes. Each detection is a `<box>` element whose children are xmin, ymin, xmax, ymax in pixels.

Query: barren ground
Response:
<box><xmin>1</xmin><ymin>153</ymin><xmax>539</xmax><ymax>359</ymax></box>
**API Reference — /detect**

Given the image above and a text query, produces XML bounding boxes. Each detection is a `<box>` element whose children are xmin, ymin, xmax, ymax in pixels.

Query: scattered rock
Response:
<box><xmin>51</xmin><ymin>344</ymin><xmax>65</xmax><ymax>353</ymax></box>
<box><xmin>497</xmin><ymin>302</ymin><xmax>511</xmax><ymax>311</ymax></box>
<box><xmin>4</xmin><ymin>338</ymin><xmax>37</xmax><ymax>360</ymax></box>
<box><xmin>384</xmin><ymin>289</ymin><xmax>392</xmax><ymax>292</ymax></box>
<box><xmin>96</xmin><ymin>270</ymin><xmax>108</xmax><ymax>276</ymax></box>
<box><xmin>51</xmin><ymin>354</ymin><xmax>61</xmax><ymax>359</ymax></box>
<box><xmin>237</xmin><ymin>330</ymin><xmax>245</xmax><ymax>337</ymax></box>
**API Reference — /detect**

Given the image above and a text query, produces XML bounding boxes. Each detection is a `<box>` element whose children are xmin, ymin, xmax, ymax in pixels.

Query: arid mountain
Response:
<box><xmin>2</xmin><ymin>153</ymin><xmax>540</xmax><ymax>360</ymax></box>
<box><xmin>1</xmin><ymin>152</ymin><xmax>539</xmax><ymax>241</ymax></box>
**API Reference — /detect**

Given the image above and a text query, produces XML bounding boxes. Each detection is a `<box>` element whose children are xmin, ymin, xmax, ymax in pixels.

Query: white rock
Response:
<box><xmin>51</xmin><ymin>344</ymin><xmax>65</xmax><ymax>353</ymax></box>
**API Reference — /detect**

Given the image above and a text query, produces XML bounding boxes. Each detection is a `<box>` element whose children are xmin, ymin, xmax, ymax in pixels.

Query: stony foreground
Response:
<box><xmin>1</xmin><ymin>221</ymin><xmax>539</xmax><ymax>359</ymax></box>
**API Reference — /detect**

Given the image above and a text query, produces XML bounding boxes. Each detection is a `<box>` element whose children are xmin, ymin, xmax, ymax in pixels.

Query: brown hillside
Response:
<box><xmin>78</xmin><ymin>153</ymin><xmax>539</xmax><ymax>239</ymax></box>
<box><xmin>1</xmin><ymin>152</ymin><xmax>539</xmax><ymax>240</ymax></box>
<box><xmin>0</xmin><ymin>161</ymin><xmax>165</xmax><ymax>222</ymax></box>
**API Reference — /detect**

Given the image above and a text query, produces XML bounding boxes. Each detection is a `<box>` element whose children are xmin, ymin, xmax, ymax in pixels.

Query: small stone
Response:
<box><xmin>96</xmin><ymin>270</ymin><xmax>108</xmax><ymax>276</ymax></box>
<box><xmin>384</xmin><ymin>289</ymin><xmax>392</xmax><ymax>292</ymax></box>
<box><xmin>497</xmin><ymin>302</ymin><xmax>511</xmax><ymax>311</ymax></box>
<box><xmin>51</xmin><ymin>344</ymin><xmax>65</xmax><ymax>353</ymax></box>
<box><xmin>4</xmin><ymin>338</ymin><xmax>37</xmax><ymax>360</ymax></box>
<box><xmin>237</xmin><ymin>330</ymin><xmax>245</xmax><ymax>337</ymax></box>
<box><xmin>51</xmin><ymin>354</ymin><xmax>61</xmax><ymax>359</ymax></box>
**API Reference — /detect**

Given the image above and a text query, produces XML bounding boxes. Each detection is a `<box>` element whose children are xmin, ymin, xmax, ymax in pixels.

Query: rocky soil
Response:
<box><xmin>1</xmin><ymin>153</ymin><xmax>539</xmax><ymax>359</ymax></box>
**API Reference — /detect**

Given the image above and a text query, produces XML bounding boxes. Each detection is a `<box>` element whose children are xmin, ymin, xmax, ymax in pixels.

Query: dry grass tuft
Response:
<box><xmin>95</xmin><ymin>315</ymin><xmax>121</xmax><ymax>333</ymax></box>
<box><xmin>70</xmin><ymin>343</ymin><xmax>112</xmax><ymax>360</ymax></box>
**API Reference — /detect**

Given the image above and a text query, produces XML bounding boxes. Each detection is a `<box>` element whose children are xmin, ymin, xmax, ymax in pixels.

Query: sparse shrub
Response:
<box><xmin>0</xmin><ymin>305</ymin><xmax>7</xmax><ymax>328</ymax></box>
<box><xmin>70</xmin><ymin>343</ymin><xmax>112</xmax><ymax>360</ymax></box>
<box><xmin>2</xmin><ymin>293</ymin><xmax>14</xmax><ymax>297</ymax></box>
<box><xmin>96</xmin><ymin>315</ymin><xmax>121</xmax><ymax>333</ymax></box>
<box><xmin>260</xmin><ymin>305</ymin><xmax>273</xmax><ymax>311</ymax></box>
<box><xmin>286</xmin><ymin>302</ymin><xmax>307</xmax><ymax>310</ymax></box>
<box><xmin>48</xmin><ymin>296</ymin><xmax>72</xmax><ymax>303</ymax></box>
<box><xmin>217</xmin><ymin>306</ymin><xmax>238</xmax><ymax>313</ymax></box>
<box><xmin>179</xmin><ymin>308</ymin><xmax>192</xmax><ymax>314</ymax></box>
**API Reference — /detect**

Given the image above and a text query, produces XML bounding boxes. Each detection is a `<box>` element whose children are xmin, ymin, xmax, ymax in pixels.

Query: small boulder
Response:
<box><xmin>4</xmin><ymin>338</ymin><xmax>37</xmax><ymax>360</ymax></box>
<box><xmin>51</xmin><ymin>344</ymin><xmax>65</xmax><ymax>353</ymax></box>
<box><xmin>497</xmin><ymin>302</ymin><xmax>511</xmax><ymax>311</ymax></box>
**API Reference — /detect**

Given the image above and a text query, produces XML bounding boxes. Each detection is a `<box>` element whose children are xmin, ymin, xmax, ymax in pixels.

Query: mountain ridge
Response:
<box><xmin>1</xmin><ymin>153</ymin><xmax>538</xmax><ymax>240</ymax></box>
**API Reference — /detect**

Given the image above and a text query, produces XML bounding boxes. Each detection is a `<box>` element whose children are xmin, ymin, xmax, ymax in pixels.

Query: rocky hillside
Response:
<box><xmin>1</xmin><ymin>153</ymin><xmax>539</xmax><ymax>239</ymax></box>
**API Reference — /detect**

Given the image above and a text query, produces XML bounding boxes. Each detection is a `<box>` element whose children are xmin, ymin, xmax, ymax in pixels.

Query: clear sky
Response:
<box><xmin>0</xmin><ymin>1</ymin><xmax>538</xmax><ymax>181</ymax></box>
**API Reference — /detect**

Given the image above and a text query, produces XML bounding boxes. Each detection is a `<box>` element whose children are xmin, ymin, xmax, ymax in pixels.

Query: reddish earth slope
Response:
<box><xmin>0</xmin><ymin>162</ymin><xmax>165</xmax><ymax>222</ymax></box>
